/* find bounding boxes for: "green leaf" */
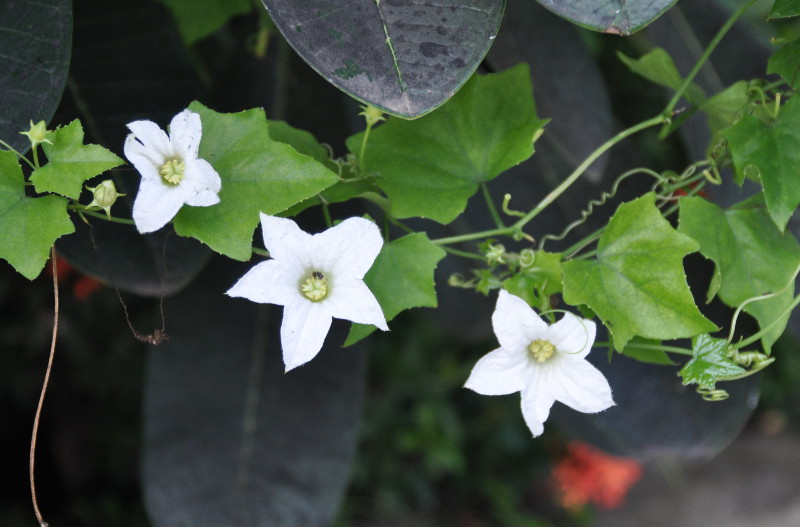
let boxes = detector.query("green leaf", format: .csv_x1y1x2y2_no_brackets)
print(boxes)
767,37,800,87
617,48,705,105
345,233,446,346
502,250,563,309
678,334,745,390
30,120,124,199
0,150,74,279
678,195,800,352
562,193,717,350
619,337,676,366
173,102,339,261
769,0,800,19
261,0,505,117
721,95,800,230
699,81,751,139
349,65,547,223
0,0,72,153
153,0,252,44
536,0,677,35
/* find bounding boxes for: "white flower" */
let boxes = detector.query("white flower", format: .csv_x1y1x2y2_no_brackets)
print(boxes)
124,109,221,233
465,290,614,437
227,214,388,371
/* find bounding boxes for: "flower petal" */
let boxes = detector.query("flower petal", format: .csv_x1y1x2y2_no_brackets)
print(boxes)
181,158,222,207
323,278,387,329
281,299,333,371
259,214,314,270
169,109,202,159
313,217,383,279
549,313,596,358
520,370,556,437
124,134,163,182
493,290,548,352
226,259,302,307
132,179,187,233
126,119,173,160
548,358,614,414
464,346,529,395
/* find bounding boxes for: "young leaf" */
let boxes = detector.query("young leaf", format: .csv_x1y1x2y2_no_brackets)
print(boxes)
721,95,800,231
536,0,677,35
30,120,124,199
262,0,504,117
152,0,252,45
678,195,800,352
562,193,717,351
173,103,339,261
350,65,547,224
345,233,446,346
617,48,705,105
678,334,745,390
502,250,563,309
0,150,74,279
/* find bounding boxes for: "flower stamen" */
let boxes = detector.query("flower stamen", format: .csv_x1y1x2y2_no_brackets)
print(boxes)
159,158,186,185
529,339,556,363
301,271,328,301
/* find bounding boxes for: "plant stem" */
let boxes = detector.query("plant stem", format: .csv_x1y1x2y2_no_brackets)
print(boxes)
0,139,37,170
481,183,505,228
71,207,136,225
594,340,693,356
664,0,758,116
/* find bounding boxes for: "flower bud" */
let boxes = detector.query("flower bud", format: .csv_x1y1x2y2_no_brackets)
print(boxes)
485,243,506,265
85,180,125,219
20,120,52,149
359,105,386,128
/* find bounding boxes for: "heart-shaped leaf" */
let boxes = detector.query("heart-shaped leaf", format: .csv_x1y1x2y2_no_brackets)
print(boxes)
143,260,365,527
536,0,677,35
261,0,505,117
0,0,72,153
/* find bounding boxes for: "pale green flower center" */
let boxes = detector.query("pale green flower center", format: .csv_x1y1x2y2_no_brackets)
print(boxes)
529,339,556,363
301,271,328,301
160,158,185,185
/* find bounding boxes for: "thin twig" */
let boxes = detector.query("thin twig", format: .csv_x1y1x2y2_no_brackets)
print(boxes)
30,247,59,527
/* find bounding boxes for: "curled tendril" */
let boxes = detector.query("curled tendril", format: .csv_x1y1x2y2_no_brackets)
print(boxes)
502,194,526,218
539,167,665,253
448,273,476,289
698,387,730,402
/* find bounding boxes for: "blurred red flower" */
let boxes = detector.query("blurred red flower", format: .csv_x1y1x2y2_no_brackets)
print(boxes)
551,441,643,511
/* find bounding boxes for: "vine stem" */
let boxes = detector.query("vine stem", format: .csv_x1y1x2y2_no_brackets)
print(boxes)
0,139,37,170
30,247,58,527
432,115,666,246
664,0,758,116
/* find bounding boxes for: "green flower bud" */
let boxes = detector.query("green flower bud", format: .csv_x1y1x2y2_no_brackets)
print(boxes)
485,243,506,265
20,120,52,149
85,180,125,219
359,105,386,128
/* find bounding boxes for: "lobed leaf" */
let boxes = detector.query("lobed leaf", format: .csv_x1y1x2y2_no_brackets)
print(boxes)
678,334,745,390
0,150,74,279
679,195,800,352
345,233,446,346
173,103,339,261
562,193,717,350
349,65,546,224
769,0,800,19
30,120,124,199
722,95,800,231
153,0,252,44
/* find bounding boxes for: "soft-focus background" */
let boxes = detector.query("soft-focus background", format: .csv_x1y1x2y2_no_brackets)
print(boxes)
3,0,800,526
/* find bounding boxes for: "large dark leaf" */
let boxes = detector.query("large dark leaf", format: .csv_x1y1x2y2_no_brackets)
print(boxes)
536,0,677,35
485,0,614,181
143,259,366,527
261,0,505,117
55,0,211,296
0,0,72,152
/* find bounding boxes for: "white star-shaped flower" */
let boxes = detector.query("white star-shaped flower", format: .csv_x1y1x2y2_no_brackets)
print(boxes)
227,214,388,371
124,109,221,233
465,290,614,437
